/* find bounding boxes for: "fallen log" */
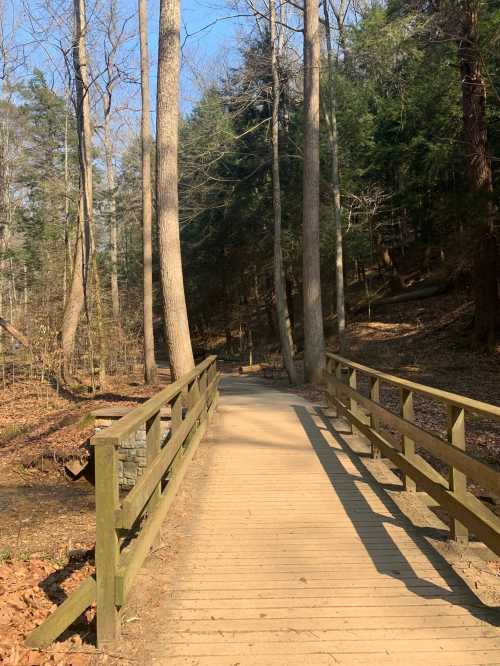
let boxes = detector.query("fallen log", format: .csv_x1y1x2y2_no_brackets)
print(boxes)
374,281,450,306
353,282,450,314
0,316,31,348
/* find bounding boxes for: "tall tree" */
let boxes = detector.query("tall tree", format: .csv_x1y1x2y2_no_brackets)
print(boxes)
61,0,93,383
269,0,297,384
456,1,497,352
139,0,158,383
323,0,346,353
101,0,120,322
156,0,195,379
302,0,325,383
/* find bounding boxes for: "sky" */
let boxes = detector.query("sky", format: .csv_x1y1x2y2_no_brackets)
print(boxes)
4,0,245,118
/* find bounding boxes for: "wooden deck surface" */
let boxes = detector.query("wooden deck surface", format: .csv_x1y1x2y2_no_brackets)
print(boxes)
137,375,500,665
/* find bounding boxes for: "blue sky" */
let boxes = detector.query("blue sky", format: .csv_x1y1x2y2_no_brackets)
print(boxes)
130,0,244,114
8,0,244,118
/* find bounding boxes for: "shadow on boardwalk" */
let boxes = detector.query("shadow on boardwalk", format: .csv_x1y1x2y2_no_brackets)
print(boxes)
293,404,500,628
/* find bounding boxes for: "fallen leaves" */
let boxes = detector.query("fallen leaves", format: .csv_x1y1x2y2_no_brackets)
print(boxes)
0,555,96,665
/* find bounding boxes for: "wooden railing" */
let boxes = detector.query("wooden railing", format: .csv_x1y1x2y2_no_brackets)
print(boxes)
325,352,500,556
26,356,220,648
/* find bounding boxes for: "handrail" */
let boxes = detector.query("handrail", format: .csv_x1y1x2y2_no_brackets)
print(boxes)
92,355,215,444
326,352,500,421
25,355,220,649
324,352,500,557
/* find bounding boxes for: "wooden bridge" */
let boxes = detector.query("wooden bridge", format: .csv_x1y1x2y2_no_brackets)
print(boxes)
26,355,500,664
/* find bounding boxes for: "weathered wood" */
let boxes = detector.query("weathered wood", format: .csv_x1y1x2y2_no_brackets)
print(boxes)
401,388,416,493
115,390,219,605
92,406,171,420
92,355,216,445
171,391,183,433
94,442,120,644
146,409,162,511
325,352,500,421
116,374,219,530
333,379,500,497
369,376,381,459
24,356,219,651
25,576,96,648
347,368,357,435
330,394,500,555
448,405,468,545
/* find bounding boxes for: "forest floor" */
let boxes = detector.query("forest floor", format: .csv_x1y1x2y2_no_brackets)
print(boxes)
0,287,499,664
0,368,169,665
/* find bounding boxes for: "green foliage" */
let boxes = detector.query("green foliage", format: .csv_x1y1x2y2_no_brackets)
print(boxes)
173,1,499,340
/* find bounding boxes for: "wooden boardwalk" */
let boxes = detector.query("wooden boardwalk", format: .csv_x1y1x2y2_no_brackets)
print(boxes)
133,374,500,665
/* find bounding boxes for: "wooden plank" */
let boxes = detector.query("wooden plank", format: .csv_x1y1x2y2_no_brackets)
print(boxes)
146,409,162,512
325,352,500,421
334,379,500,496
115,408,215,606
331,395,500,555
94,442,120,644
170,391,183,436
92,356,216,445
25,576,96,648
401,388,416,492
369,376,381,459
116,375,218,530
115,390,219,605
348,368,357,435
448,405,468,545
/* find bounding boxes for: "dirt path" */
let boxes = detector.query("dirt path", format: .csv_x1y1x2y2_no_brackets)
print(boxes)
116,374,500,665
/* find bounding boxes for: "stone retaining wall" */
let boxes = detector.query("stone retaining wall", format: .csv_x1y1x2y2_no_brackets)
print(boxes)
92,407,170,489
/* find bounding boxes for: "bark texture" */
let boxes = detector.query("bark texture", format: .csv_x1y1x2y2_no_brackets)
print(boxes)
457,3,498,352
61,195,85,383
302,0,325,383
103,99,120,321
139,0,158,384
323,0,346,354
156,0,195,379
270,0,297,385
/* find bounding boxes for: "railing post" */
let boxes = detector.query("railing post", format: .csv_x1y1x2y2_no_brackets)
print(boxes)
94,440,120,645
369,376,381,459
348,367,357,434
448,405,469,546
325,356,334,407
400,388,416,492
199,368,208,418
171,392,183,433
146,410,161,510
334,361,342,415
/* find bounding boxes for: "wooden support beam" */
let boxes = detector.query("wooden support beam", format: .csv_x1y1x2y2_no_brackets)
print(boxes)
25,577,96,649
94,442,120,645
369,376,381,460
448,405,468,546
401,388,416,492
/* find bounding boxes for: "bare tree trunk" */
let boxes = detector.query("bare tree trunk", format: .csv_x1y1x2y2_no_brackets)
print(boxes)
103,106,120,321
139,0,158,384
101,4,120,322
62,0,106,385
458,4,497,352
62,195,85,383
270,0,297,384
63,92,71,307
73,0,93,300
323,0,346,354
302,0,325,383
156,0,195,380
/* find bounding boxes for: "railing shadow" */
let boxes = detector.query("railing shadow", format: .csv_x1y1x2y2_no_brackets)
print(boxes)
292,403,500,627
37,548,96,644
